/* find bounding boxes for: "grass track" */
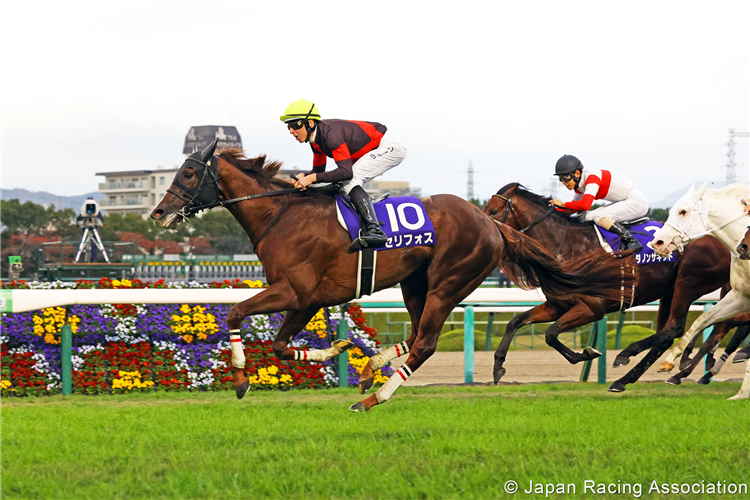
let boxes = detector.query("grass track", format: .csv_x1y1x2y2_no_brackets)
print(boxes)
2,383,749,499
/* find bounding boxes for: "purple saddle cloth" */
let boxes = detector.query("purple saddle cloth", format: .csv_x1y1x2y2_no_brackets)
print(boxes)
335,195,436,251
598,220,676,265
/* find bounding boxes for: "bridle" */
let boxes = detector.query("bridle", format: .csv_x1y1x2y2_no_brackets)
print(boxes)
491,191,568,257
661,195,749,254
166,152,303,246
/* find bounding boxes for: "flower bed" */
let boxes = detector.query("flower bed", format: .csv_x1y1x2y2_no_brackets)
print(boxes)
1,279,393,396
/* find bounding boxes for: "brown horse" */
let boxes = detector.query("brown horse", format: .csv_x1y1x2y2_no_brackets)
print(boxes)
151,141,633,411
482,183,732,392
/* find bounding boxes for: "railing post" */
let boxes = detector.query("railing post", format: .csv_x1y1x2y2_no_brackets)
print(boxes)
464,306,474,384
702,303,714,375
485,312,495,351
337,305,349,388
61,307,72,396
597,316,608,385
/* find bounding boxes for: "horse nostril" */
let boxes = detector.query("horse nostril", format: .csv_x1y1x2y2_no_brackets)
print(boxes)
151,209,164,219
654,240,663,248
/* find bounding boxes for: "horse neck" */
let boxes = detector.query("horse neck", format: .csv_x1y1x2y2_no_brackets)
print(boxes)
216,161,282,250
514,200,598,258
704,196,748,251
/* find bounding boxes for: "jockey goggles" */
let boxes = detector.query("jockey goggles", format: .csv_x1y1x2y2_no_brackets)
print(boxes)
287,119,306,131
557,173,575,182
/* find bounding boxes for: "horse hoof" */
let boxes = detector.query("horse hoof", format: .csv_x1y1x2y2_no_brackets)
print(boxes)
358,377,374,394
728,393,749,401
332,339,355,352
678,358,693,372
607,381,626,393
657,362,674,373
493,367,506,384
613,356,630,368
234,380,250,400
665,376,681,386
584,347,602,359
349,401,369,412
696,374,712,385
732,352,749,363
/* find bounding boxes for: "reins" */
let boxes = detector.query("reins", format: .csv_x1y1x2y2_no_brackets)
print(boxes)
492,192,566,257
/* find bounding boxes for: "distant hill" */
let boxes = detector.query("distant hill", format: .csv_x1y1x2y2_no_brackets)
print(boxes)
651,180,749,209
1,188,103,211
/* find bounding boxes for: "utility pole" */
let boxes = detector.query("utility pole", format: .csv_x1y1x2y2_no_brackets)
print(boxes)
726,129,749,184
467,161,474,201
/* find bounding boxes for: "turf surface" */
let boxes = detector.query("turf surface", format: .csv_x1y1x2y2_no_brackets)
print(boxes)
2,383,749,499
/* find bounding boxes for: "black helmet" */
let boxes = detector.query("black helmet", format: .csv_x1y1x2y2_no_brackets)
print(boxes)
555,155,583,176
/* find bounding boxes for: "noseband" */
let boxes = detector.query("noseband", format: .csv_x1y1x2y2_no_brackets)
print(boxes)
167,154,224,218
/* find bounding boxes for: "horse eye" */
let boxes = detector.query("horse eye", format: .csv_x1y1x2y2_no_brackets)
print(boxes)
679,209,686,215
184,172,193,179
490,210,497,216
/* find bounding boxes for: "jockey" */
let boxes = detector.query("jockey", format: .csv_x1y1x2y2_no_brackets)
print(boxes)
280,99,407,249
549,155,648,252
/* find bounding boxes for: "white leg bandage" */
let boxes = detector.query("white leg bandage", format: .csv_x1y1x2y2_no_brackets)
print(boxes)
369,341,410,371
710,352,729,375
294,341,349,362
229,330,245,369
375,364,412,404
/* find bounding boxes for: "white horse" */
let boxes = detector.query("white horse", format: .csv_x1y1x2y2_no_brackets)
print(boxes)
650,182,750,400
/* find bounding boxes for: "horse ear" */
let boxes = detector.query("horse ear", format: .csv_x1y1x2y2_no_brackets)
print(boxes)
201,138,219,163
694,180,709,199
686,183,695,195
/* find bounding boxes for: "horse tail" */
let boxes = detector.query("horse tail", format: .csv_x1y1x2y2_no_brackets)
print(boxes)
494,221,636,303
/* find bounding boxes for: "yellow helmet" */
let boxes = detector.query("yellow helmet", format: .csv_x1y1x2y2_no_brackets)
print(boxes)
279,99,321,122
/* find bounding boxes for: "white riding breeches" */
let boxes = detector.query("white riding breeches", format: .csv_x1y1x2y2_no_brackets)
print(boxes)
585,188,649,224
339,130,407,195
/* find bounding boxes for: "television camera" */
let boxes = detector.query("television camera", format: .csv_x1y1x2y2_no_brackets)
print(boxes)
75,198,110,263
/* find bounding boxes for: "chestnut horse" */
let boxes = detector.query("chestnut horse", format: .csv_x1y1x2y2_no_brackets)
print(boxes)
482,183,731,392
151,141,633,411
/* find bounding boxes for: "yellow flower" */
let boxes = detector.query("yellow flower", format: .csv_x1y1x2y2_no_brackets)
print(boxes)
180,304,191,314
267,365,278,375
121,279,132,288
33,325,44,335
1,380,11,389
183,335,194,343
111,279,121,288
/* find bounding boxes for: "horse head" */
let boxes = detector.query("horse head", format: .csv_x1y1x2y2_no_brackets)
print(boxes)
151,138,221,229
482,183,523,228
651,181,710,256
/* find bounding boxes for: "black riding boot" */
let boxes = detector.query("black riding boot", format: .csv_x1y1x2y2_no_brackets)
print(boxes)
353,195,388,249
610,222,642,252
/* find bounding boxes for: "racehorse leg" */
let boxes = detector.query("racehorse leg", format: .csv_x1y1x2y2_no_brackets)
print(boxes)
735,342,750,363
542,301,605,364
359,271,428,394
666,328,728,385
727,359,750,400
613,314,687,368
659,291,749,372
351,242,500,411
493,302,560,383
705,325,749,379
608,344,668,392
679,334,701,371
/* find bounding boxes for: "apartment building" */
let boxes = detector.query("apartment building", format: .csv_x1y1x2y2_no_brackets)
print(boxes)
97,125,243,217
96,168,179,216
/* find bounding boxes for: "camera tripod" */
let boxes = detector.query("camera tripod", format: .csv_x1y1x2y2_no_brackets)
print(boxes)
75,225,110,263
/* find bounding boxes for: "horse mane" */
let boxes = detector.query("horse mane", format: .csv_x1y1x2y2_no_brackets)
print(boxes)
706,183,750,201
497,182,591,227
218,149,294,189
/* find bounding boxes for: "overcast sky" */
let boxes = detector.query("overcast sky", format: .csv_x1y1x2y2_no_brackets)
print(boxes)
1,0,748,205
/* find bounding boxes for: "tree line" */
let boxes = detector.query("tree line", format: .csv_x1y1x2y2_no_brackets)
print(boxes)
0,199,250,277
